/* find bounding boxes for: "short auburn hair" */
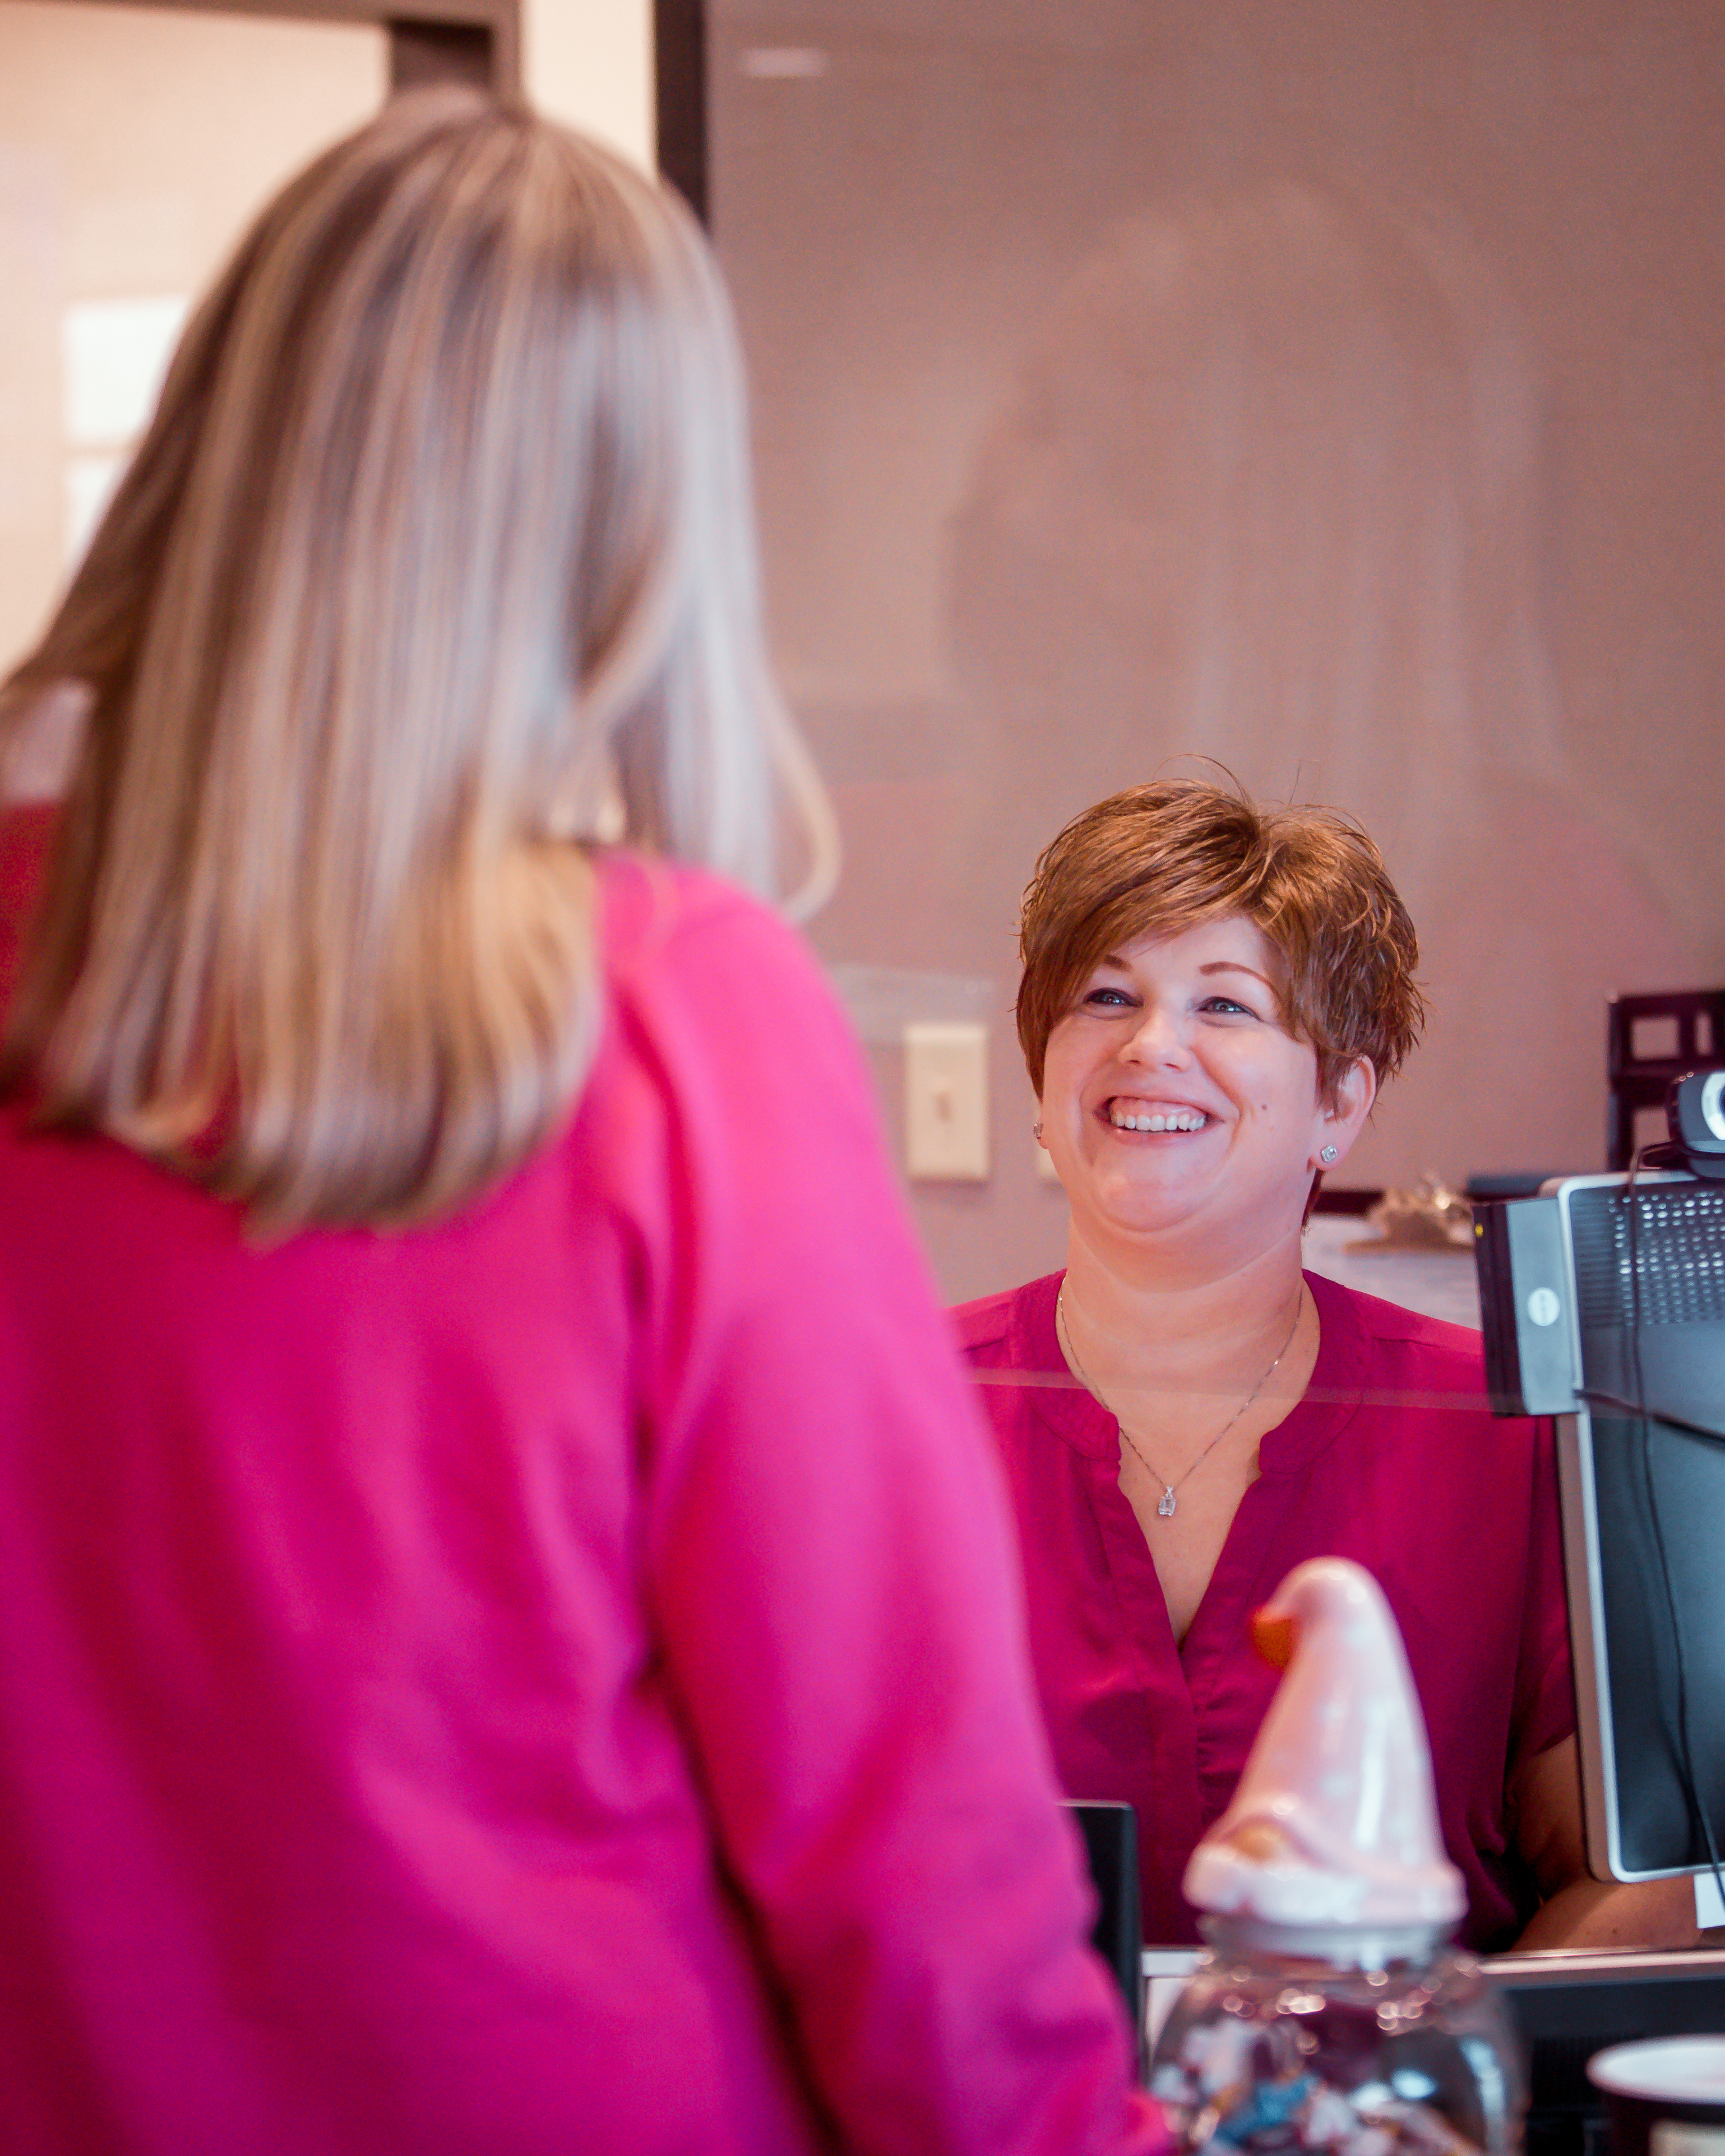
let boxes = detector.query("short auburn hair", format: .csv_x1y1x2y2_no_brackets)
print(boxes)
1015,779,1424,1105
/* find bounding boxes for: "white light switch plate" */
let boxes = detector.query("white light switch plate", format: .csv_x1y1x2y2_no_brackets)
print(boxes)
904,1022,989,1181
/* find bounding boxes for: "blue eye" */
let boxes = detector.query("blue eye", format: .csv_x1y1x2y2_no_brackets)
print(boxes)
1083,986,1135,1009
1200,996,1255,1018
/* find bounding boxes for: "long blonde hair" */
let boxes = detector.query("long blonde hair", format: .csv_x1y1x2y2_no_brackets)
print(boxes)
0,90,835,1232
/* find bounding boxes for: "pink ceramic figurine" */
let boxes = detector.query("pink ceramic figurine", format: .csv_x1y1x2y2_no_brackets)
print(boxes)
1183,1556,1466,1932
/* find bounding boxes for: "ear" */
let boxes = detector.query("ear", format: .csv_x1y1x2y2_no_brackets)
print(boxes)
1311,1057,1376,1170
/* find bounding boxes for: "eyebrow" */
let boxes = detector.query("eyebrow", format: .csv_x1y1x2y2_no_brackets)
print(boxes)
1197,961,1279,993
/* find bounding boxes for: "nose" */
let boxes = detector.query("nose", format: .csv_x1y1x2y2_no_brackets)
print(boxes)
1121,1000,1191,1066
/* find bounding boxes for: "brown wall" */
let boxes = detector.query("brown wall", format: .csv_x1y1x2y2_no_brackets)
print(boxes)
711,0,1725,1301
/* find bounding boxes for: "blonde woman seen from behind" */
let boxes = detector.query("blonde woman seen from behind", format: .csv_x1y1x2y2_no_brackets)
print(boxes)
0,94,1162,2156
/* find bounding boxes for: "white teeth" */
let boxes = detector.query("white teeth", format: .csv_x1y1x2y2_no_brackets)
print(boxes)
1109,1106,1208,1132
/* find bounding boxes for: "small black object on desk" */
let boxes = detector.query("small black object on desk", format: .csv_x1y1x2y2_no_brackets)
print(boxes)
1065,1801,1144,2062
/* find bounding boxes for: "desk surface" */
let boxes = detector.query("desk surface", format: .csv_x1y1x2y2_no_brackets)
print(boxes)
1302,1213,1482,1331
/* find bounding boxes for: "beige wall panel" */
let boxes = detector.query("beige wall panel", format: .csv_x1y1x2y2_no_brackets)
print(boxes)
0,1,386,673
524,0,653,169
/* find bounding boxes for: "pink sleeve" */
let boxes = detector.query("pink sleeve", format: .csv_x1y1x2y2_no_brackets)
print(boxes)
635,894,1166,2156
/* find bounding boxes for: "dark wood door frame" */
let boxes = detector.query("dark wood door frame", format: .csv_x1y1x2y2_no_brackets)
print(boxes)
654,0,706,221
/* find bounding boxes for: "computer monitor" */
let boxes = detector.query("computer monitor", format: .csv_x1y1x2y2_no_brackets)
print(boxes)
1475,1169,1725,1885
1560,1400,1725,1881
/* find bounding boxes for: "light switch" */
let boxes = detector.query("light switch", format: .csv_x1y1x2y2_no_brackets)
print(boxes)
904,1021,989,1181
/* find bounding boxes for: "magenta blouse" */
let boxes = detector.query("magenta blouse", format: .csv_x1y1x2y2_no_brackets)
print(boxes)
955,1268,1575,1951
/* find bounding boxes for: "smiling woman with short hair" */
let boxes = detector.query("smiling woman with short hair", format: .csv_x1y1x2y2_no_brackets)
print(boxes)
958,776,1695,1956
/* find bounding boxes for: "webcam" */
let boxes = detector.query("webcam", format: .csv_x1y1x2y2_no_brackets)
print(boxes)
1643,1066,1725,1180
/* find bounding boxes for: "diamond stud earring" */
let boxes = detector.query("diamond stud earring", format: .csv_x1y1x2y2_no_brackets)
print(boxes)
1319,1144,1338,1164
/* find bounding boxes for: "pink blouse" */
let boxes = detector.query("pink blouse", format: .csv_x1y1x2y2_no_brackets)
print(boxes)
956,1267,1575,1950
0,811,1162,2156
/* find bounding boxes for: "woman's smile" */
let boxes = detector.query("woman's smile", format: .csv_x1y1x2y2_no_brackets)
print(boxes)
1105,1099,1210,1133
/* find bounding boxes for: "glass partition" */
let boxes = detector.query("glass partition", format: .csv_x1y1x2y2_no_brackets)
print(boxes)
706,0,1725,1303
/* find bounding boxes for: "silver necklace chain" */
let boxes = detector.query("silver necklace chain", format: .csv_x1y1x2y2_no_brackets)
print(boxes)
1055,1281,1305,1520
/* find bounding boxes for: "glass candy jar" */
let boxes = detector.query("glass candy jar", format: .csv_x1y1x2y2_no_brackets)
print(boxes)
1149,1917,1525,2156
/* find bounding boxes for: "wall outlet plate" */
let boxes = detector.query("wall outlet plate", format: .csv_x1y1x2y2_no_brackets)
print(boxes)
904,1021,989,1181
